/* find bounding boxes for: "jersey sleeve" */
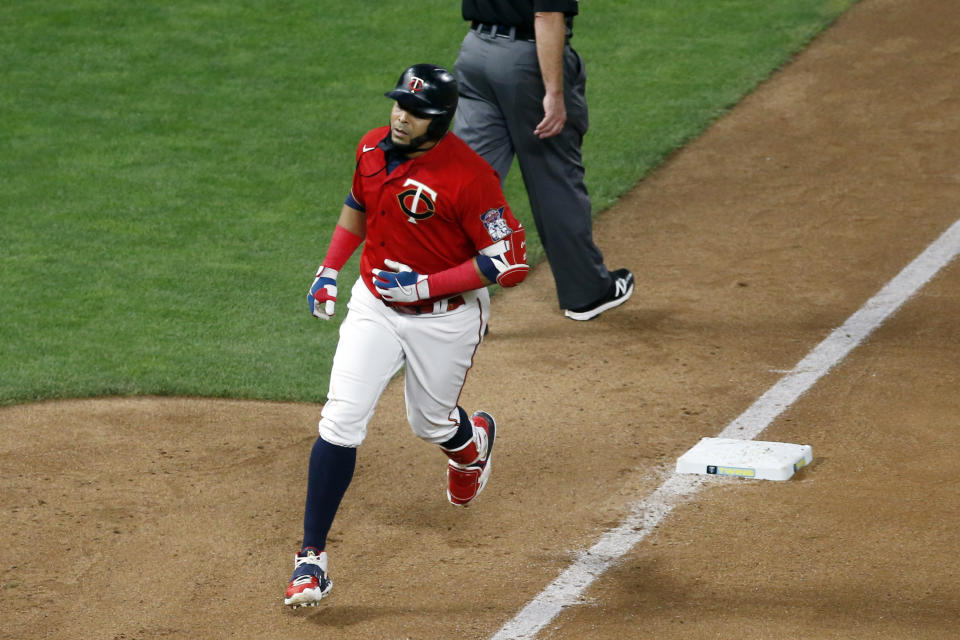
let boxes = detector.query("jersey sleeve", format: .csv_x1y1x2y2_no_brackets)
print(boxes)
458,166,524,252
345,190,365,213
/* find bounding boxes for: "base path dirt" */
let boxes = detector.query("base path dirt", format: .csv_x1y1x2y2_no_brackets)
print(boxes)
2,0,958,638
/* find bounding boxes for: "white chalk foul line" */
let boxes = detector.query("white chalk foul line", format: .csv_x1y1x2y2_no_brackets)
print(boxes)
491,218,960,640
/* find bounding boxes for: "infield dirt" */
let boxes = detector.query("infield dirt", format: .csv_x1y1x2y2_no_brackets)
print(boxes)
2,0,958,638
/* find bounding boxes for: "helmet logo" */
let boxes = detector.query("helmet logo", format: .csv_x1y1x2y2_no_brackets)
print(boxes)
408,77,425,92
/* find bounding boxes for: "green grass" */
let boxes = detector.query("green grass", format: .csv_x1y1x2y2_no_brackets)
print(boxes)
0,0,855,406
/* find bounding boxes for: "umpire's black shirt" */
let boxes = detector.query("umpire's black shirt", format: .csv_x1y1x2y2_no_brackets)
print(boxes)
462,0,579,28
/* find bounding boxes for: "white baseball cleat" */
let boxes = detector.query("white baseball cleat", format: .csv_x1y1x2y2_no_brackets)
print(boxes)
284,548,333,608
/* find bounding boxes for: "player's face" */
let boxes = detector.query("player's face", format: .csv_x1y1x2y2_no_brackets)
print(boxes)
390,102,433,150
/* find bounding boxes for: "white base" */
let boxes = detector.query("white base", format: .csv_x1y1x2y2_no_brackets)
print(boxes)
675,437,813,481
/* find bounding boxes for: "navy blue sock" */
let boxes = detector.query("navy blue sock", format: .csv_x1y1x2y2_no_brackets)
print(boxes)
302,436,356,552
440,406,472,450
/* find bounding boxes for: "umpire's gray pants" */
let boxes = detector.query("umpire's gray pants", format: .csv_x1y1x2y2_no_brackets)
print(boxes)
453,29,612,310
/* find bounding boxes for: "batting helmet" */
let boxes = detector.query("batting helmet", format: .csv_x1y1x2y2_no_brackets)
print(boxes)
385,63,458,140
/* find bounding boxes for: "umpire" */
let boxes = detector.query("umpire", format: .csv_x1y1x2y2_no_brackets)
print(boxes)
453,0,634,321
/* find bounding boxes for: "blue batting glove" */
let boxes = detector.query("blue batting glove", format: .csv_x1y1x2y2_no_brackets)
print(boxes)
372,259,430,303
308,266,338,319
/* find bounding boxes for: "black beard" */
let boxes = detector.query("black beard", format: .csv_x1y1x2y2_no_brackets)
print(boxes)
390,132,435,155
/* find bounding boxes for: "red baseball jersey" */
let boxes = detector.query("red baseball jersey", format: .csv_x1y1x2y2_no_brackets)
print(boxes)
349,126,523,301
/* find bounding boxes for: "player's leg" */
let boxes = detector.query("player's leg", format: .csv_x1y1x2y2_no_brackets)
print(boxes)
441,407,497,506
400,290,495,505
311,282,403,544
286,281,405,607
453,31,516,183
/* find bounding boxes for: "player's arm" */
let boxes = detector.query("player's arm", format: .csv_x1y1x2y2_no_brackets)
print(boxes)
533,11,567,139
307,200,365,320
372,229,528,304
334,198,366,236
474,228,529,288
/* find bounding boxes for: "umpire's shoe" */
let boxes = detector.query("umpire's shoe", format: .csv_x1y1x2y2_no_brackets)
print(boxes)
564,268,635,321
284,547,333,608
446,411,496,506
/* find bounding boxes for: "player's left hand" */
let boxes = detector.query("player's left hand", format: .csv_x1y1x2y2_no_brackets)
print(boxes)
372,259,431,304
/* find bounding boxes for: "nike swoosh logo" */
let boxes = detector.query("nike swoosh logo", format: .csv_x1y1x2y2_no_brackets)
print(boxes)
362,145,376,152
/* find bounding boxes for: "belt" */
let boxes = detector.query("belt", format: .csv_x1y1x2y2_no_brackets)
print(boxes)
388,294,466,315
471,21,535,42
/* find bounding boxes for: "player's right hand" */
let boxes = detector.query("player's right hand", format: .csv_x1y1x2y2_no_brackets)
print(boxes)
308,266,338,320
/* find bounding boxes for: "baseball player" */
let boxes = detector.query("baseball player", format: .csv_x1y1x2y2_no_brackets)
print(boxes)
453,0,634,320
284,63,529,608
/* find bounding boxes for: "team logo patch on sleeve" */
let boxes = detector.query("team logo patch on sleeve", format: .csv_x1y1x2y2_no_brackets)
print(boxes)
481,207,512,241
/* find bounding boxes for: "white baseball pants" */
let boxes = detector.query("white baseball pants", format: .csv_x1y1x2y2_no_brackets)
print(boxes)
318,278,490,448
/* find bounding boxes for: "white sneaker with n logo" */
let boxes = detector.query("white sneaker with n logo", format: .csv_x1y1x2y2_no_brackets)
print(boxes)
563,268,635,321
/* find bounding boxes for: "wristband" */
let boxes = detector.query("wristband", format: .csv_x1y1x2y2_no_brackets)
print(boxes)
321,225,364,271
427,259,486,299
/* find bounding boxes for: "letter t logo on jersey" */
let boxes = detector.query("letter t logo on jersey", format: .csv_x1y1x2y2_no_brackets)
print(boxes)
397,178,438,223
